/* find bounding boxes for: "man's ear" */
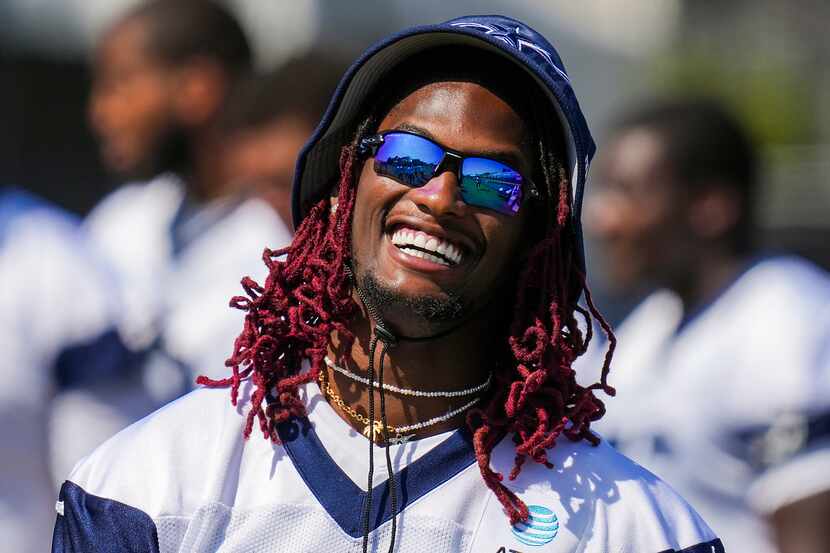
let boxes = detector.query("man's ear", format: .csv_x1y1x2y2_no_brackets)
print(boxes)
688,184,742,240
171,57,228,128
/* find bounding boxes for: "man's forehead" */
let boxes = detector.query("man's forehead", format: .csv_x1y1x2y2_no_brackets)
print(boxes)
97,17,150,62
379,81,529,159
385,82,524,124
609,129,666,174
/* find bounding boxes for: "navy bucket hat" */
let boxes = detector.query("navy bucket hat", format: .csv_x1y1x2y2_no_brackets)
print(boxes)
291,14,596,270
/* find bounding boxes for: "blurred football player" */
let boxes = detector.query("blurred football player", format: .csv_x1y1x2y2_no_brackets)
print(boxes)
1,188,118,553
583,99,830,553
50,0,292,480
220,51,344,228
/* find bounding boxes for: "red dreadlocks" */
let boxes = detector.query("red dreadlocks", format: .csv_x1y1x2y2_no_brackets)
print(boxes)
198,139,616,525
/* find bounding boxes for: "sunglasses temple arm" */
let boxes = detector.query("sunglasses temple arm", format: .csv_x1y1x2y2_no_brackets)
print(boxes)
357,134,385,156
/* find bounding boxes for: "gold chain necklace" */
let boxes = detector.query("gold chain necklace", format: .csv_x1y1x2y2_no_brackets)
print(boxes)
317,371,481,445
318,372,405,444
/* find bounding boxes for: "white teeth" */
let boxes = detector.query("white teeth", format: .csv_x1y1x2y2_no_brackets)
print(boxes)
447,244,458,263
424,252,449,266
390,227,463,266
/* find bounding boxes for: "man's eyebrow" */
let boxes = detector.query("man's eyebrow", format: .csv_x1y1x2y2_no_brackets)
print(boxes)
394,122,437,141
391,122,526,168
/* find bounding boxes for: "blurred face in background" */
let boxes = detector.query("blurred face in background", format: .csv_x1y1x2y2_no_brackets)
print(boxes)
584,127,696,294
89,17,180,180
223,115,314,227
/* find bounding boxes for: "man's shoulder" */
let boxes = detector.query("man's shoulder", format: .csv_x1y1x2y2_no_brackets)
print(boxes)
84,175,184,240
64,385,253,517
175,195,292,268
488,436,722,552
689,255,830,373
496,434,700,506
738,255,830,309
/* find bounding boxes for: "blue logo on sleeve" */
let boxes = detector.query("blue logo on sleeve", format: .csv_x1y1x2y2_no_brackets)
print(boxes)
511,504,559,546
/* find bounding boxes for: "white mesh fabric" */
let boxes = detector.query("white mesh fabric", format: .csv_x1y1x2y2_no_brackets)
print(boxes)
156,516,189,552
156,502,471,553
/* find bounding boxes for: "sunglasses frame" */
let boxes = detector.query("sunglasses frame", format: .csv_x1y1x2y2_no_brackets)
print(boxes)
357,130,539,215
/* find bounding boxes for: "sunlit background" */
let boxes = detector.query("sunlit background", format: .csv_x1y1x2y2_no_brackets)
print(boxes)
3,3,830,552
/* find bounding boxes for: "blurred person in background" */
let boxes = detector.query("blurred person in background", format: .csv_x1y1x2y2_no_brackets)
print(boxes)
219,51,344,228
581,98,830,553
50,0,293,481
1,188,119,553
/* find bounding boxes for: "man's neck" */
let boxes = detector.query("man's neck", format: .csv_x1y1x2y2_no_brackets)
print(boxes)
672,248,753,318
323,308,500,443
187,132,236,203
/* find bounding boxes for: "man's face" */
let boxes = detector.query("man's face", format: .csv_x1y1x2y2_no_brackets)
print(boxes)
584,127,694,293
88,18,178,179
350,81,533,336
224,115,314,226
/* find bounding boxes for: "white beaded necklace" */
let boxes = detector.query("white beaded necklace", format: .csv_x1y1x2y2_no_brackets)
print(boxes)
318,370,482,445
323,356,492,398
392,396,481,436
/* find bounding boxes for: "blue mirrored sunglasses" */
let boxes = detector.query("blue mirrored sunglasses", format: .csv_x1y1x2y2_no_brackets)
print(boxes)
358,130,537,216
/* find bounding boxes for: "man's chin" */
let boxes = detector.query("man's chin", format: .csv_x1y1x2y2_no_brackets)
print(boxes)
359,271,466,329
109,163,156,183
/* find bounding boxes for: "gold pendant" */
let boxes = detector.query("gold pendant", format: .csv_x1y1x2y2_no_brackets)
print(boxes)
363,421,385,441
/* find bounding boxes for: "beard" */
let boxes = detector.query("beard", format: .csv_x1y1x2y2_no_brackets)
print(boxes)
359,271,466,324
119,125,190,182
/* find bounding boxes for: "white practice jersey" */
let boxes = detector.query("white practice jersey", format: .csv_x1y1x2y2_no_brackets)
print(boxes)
1,189,117,553
578,256,830,553
54,379,723,553
49,175,293,481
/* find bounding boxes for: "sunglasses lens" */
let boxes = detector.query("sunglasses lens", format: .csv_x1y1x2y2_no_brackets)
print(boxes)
374,133,444,187
460,157,524,215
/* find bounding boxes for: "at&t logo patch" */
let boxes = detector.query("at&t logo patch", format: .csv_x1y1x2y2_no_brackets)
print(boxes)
510,504,559,547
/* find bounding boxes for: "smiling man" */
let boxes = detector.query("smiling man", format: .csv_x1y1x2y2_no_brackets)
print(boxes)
53,16,724,553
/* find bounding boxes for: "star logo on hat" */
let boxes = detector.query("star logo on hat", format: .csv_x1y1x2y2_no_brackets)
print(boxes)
450,21,570,83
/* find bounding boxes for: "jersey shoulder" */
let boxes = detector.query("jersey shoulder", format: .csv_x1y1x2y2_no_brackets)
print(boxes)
738,255,830,312
64,384,256,518
83,175,184,252
487,436,723,552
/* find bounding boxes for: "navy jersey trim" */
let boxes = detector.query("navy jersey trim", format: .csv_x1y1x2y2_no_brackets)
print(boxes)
52,480,160,553
55,328,136,388
277,416,476,538
734,409,830,469
0,187,78,246
658,538,725,553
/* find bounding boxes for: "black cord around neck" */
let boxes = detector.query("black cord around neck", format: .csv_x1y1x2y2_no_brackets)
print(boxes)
360,331,399,553
378,340,398,553
361,333,378,553
346,261,401,552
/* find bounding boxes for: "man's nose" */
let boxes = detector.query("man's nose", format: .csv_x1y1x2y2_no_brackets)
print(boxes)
409,170,468,218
